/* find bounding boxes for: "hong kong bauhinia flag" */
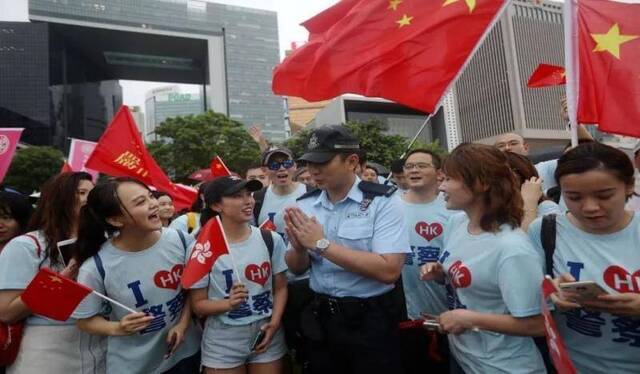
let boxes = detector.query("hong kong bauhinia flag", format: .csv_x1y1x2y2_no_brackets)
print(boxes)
85,106,196,210
273,0,509,114
565,0,640,137
182,216,230,288
21,268,93,321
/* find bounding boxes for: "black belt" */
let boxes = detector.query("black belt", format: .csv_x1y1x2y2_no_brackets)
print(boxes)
312,290,394,316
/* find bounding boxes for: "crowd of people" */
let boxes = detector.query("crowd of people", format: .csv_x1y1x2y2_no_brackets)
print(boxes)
0,120,639,374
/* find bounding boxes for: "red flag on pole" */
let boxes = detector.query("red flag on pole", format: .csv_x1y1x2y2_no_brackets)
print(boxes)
0,128,23,183
210,156,231,178
565,0,640,137
85,106,195,210
273,0,510,114
182,216,231,288
60,162,73,174
540,278,578,374
259,219,277,232
21,268,92,321
527,64,566,88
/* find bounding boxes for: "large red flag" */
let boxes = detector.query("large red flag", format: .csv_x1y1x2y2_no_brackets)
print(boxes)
21,268,92,321
210,156,231,178
273,0,509,114
85,106,195,210
527,64,566,88
566,0,640,137
540,278,578,374
0,128,23,183
182,216,230,288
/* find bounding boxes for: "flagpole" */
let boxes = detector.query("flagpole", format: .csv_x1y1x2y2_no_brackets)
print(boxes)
384,112,434,184
91,290,138,314
564,0,579,148
215,216,242,283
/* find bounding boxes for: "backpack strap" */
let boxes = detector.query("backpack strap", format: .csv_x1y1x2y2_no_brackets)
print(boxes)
252,187,268,225
176,229,187,254
260,229,274,259
186,212,196,234
93,254,106,281
540,214,557,277
23,233,42,258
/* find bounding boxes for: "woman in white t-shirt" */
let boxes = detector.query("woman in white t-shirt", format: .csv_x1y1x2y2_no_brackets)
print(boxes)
188,176,288,374
0,172,104,373
421,144,546,374
528,142,640,373
73,177,201,374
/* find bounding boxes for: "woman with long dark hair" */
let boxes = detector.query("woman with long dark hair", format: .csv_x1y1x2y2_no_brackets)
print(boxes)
0,191,33,253
73,177,200,374
421,144,546,374
528,142,640,373
0,172,104,373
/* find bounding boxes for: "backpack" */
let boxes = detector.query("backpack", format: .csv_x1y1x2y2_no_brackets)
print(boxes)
0,234,42,366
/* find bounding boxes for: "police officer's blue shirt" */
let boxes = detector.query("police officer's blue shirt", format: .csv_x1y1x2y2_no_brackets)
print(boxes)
292,177,411,298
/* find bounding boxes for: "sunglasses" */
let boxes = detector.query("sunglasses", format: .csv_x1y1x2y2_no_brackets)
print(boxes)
268,159,295,171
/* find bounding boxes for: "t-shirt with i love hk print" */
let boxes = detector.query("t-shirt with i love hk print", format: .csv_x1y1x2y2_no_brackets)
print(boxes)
190,226,288,326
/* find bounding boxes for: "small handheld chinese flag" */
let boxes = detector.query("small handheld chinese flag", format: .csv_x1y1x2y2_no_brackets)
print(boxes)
59,162,73,174
540,277,577,374
21,268,92,321
210,156,231,178
259,219,277,232
527,64,566,88
182,216,231,288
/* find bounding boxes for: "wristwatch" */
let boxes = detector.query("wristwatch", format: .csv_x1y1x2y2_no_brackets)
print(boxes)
313,238,331,256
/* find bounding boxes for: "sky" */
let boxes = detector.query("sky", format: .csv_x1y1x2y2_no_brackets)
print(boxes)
0,0,339,111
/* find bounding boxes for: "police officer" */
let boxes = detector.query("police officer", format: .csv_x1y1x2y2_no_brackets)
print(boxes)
284,125,410,374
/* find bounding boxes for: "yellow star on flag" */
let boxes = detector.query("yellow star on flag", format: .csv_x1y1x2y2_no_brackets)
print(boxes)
591,23,639,59
396,14,413,28
388,0,402,11
48,275,63,283
443,0,476,13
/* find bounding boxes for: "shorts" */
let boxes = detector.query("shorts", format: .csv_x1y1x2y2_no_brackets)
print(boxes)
201,318,287,369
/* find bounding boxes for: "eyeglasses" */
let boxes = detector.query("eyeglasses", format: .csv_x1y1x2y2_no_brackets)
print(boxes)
268,159,295,171
403,163,434,171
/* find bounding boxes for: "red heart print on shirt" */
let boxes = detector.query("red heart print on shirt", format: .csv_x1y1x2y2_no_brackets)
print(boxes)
448,260,472,288
245,262,271,286
603,265,640,293
415,222,443,241
154,264,184,290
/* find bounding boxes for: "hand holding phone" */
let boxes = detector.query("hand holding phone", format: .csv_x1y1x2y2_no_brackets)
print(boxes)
559,281,609,302
251,329,266,351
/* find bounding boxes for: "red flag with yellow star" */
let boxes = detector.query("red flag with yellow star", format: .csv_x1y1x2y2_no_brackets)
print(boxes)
527,64,566,88
273,0,509,114
21,268,93,321
568,0,640,137
210,156,231,178
85,106,196,210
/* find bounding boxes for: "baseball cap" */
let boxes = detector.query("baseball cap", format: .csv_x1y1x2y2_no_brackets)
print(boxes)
262,148,294,166
203,176,263,205
298,125,360,164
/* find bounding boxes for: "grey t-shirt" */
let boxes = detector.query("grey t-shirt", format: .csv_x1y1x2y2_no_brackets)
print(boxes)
74,228,201,374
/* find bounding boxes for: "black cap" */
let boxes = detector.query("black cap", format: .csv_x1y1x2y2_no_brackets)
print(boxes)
262,148,294,166
203,176,263,205
299,125,360,163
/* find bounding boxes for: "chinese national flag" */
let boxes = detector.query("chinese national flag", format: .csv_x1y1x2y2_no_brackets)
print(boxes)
85,106,195,210
182,216,230,288
259,219,277,232
540,278,577,374
210,156,231,178
21,268,92,321
273,0,509,114
568,0,640,137
60,162,73,174
527,64,566,88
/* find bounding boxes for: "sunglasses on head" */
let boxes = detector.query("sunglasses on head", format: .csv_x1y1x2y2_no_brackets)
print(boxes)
268,159,295,171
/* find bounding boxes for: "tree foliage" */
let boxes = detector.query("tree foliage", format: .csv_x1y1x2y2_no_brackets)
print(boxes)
147,111,261,182
4,146,65,194
284,120,446,168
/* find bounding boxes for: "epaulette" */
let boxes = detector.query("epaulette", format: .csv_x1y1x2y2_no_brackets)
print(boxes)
296,187,322,201
357,181,397,211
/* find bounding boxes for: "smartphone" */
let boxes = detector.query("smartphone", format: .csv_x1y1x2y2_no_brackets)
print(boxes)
251,329,266,351
559,281,609,301
56,238,77,267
